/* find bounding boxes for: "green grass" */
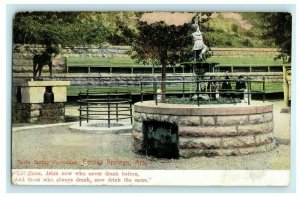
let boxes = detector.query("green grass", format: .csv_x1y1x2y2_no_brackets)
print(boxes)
209,56,284,66
67,82,283,96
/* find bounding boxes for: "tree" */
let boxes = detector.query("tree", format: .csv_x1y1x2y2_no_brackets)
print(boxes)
125,13,212,101
261,12,292,63
13,12,110,50
130,21,193,101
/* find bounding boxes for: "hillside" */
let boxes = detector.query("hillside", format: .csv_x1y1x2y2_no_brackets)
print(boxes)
204,12,270,48
121,12,271,48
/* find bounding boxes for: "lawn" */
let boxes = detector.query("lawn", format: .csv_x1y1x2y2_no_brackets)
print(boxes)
209,56,285,66
67,82,283,96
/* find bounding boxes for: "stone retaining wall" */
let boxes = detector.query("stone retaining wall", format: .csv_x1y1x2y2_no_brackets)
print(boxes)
12,73,283,87
12,44,129,74
212,48,279,56
133,101,276,158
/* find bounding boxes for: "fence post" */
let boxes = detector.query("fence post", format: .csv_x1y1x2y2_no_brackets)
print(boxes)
116,90,119,122
79,92,82,127
154,80,158,105
130,93,133,125
196,81,200,107
108,92,110,128
263,76,266,103
283,66,291,107
182,76,185,98
86,91,89,123
247,76,251,105
140,82,143,103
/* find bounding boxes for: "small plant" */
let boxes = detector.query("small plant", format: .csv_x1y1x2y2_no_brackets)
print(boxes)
231,23,239,33
165,97,241,105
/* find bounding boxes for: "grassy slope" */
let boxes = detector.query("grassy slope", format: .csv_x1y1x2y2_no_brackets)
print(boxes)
204,12,269,48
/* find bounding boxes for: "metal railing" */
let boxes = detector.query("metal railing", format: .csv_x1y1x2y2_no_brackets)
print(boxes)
78,90,132,128
140,75,266,106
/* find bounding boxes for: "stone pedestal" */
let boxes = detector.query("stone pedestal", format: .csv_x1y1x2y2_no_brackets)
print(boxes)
12,80,70,123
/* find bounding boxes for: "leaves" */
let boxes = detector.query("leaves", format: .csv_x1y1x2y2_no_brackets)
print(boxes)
260,12,292,63
129,21,194,66
165,97,240,105
13,12,114,48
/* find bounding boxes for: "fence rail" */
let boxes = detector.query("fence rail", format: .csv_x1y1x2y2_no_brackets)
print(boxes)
78,91,132,128
66,64,284,74
140,75,266,106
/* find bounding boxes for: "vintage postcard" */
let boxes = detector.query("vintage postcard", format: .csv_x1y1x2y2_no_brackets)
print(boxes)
11,10,292,186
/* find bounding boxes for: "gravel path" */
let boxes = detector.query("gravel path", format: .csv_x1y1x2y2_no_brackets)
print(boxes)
12,100,290,170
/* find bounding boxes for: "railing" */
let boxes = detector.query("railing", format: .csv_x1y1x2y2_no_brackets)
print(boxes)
66,65,284,74
140,75,266,106
78,90,132,128
282,65,291,107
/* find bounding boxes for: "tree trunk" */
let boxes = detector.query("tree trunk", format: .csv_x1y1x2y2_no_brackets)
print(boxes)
161,64,166,102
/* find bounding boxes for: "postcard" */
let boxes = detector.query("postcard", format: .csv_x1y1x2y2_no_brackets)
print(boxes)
11,10,292,186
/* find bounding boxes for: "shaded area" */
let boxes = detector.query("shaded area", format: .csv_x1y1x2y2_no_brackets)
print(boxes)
142,120,179,159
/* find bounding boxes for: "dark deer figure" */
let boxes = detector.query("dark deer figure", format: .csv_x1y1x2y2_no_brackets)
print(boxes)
33,46,59,79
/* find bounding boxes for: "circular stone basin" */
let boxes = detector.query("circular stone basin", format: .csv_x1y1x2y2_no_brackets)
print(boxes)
133,101,276,158
69,120,132,134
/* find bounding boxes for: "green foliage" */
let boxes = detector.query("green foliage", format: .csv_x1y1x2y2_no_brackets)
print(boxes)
13,12,109,48
126,19,194,101
260,13,292,63
124,13,216,101
231,23,239,33
205,13,267,48
129,21,194,67
165,97,241,105
89,12,138,45
242,38,254,47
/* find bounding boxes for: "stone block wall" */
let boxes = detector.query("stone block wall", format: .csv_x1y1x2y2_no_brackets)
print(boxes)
12,103,65,124
212,48,279,56
133,101,276,158
12,44,129,74
12,80,70,124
